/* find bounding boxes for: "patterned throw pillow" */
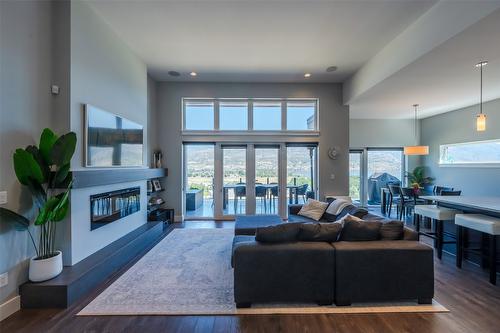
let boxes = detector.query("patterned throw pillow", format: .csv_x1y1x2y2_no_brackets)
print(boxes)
297,199,330,221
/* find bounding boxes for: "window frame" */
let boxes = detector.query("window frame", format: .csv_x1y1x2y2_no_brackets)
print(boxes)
439,139,500,167
182,97,319,135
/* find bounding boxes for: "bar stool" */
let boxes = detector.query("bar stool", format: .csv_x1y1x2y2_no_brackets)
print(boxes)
414,190,462,259
455,214,500,285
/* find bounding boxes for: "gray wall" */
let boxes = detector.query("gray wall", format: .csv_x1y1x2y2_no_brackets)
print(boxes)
155,82,349,218
70,0,148,170
0,0,54,306
421,98,500,195
65,0,149,265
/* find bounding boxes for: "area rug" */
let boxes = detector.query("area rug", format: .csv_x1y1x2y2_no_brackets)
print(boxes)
78,228,448,316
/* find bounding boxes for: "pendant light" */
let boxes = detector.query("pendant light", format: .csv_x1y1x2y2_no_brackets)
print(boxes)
475,61,488,131
404,104,429,155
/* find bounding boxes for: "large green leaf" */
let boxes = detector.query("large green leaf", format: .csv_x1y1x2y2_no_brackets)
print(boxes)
0,208,30,231
50,132,76,167
13,149,44,186
26,145,49,182
39,128,58,164
51,192,70,222
34,197,59,226
54,163,71,186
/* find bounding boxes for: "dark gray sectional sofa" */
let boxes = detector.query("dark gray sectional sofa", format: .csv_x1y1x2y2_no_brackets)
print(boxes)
232,200,434,308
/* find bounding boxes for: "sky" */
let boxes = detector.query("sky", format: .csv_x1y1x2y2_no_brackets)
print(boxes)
185,104,315,130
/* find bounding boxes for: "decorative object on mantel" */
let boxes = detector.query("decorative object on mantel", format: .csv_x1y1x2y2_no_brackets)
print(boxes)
152,179,162,192
0,128,76,282
404,104,429,155
475,60,488,132
152,150,163,168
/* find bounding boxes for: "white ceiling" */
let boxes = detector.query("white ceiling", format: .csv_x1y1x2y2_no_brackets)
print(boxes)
88,0,436,82
349,7,500,119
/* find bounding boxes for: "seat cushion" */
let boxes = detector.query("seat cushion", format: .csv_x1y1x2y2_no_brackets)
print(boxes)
414,205,459,220
455,214,500,235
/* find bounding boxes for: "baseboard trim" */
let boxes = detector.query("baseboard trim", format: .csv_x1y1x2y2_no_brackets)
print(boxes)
0,295,20,322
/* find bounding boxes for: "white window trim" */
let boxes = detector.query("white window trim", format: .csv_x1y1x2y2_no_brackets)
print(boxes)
439,138,500,167
182,97,319,134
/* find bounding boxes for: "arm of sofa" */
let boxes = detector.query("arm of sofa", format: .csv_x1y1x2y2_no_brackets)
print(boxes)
288,204,303,215
233,240,335,305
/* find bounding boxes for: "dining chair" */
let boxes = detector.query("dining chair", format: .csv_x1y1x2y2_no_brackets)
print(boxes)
387,184,402,218
235,183,246,214
255,185,267,213
295,184,309,204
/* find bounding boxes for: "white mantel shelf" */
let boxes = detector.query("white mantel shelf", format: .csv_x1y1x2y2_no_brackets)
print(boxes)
69,168,168,189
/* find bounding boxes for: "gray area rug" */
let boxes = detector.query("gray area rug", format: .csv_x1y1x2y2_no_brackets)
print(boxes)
79,228,448,315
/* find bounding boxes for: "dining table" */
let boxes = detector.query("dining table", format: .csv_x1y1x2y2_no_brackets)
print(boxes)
222,184,301,209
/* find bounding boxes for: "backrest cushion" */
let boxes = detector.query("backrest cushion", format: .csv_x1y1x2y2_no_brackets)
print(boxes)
339,220,382,241
379,220,405,240
298,222,343,242
255,223,301,243
297,199,329,221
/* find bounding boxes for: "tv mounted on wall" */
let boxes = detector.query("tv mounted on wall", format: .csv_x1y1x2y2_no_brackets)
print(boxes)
85,104,144,167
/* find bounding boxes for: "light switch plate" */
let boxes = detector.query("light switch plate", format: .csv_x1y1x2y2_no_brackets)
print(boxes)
0,272,8,288
0,191,7,205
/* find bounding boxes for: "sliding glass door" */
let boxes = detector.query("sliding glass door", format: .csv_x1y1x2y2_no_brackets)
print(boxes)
183,144,215,218
286,145,318,204
183,143,318,219
254,146,280,214
350,148,405,207
222,146,247,216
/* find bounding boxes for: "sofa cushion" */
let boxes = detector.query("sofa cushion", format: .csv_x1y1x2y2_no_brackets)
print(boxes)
298,222,342,242
325,199,352,216
255,223,301,243
336,206,368,220
379,220,405,240
298,199,329,221
339,220,382,241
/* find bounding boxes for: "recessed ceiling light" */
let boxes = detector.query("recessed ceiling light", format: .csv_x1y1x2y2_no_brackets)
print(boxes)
326,66,338,73
304,73,311,78
168,71,180,77
190,71,197,77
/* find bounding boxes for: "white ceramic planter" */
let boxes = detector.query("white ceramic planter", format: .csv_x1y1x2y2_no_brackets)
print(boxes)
29,251,63,282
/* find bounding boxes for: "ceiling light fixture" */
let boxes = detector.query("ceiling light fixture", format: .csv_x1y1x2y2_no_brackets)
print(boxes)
190,71,197,77
404,104,429,155
304,73,311,78
326,66,337,73
168,71,180,77
475,61,488,131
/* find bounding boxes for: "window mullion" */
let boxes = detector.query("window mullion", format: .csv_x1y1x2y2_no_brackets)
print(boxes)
248,100,253,131
214,99,220,131
281,100,287,131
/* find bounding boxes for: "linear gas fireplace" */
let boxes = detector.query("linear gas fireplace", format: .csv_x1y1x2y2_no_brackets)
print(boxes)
90,187,141,230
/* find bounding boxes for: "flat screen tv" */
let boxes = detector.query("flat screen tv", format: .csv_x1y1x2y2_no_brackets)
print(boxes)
85,104,144,167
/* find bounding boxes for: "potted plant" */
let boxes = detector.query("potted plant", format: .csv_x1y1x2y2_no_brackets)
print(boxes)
0,128,76,282
405,166,434,194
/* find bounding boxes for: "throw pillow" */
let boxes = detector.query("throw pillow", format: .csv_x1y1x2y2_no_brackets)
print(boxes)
298,222,342,242
255,223,301,243
325,199,352,216
339,220,382,241
297,199,329,221
380,220,404,240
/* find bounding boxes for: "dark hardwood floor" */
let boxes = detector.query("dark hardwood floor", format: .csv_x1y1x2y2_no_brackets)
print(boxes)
2,220,500,333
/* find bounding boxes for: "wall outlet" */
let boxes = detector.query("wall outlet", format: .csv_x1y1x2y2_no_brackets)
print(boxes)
0,191,7,205
0,272,8,288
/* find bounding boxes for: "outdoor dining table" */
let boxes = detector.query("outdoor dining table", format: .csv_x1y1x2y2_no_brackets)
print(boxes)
222,184,301,209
